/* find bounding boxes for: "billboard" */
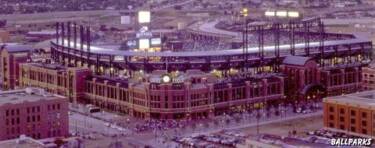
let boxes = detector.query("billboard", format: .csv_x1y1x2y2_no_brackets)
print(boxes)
139,38,150,49
120,16,131,24
138,11,151,24
151,38,161,45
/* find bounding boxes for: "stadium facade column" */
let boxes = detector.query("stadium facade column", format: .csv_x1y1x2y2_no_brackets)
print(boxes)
79,25,85,67
54,22,60,61
261,78,269,110
61,22,66,65
87,26,91,70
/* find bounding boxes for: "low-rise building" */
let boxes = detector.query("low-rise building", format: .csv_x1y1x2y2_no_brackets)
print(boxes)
323,90,375,138
19,62,91,103
0,30,9,42
0,44,34,90
0,88,69,140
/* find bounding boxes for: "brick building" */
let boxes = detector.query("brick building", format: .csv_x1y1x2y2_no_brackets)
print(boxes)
0,44,33,90
282,56,361,105
0,88,69,140
19,63,91,103
323,90,375,138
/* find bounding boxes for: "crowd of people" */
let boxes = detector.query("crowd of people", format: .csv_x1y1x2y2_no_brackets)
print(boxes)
180,38,231,51
134,119,189,132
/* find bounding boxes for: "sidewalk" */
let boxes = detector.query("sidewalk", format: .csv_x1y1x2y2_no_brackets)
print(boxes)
189,111,323,136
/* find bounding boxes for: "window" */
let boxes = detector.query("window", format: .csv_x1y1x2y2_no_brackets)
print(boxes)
329,115,334,120
351,127,356,132
340,125,345,130
362,112,367,118
362,129,368,134
329,106,334,112
351,110,356,116
351,119,356,124
362,121,367,127
340,108,345,114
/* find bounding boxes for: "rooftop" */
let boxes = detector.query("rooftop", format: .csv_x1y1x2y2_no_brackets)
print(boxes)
283,56,312,66
23,62,90,71
1,43,33,53
0,135,47,148
323,90,375,109
23,62,67,71
0,88,65,106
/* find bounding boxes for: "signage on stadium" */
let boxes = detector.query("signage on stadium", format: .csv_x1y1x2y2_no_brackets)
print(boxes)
136,32,153,38
136,31,152,38
136,26,152,38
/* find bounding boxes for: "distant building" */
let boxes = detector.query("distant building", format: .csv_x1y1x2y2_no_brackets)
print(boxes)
0,30,10,42
19,63,91,103
0,88,69,140
323,90,375,138
0,44,33,90
299,0,330,7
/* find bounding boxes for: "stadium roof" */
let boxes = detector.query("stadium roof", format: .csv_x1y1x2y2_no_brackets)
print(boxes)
58,37,370,58
1,43,33,53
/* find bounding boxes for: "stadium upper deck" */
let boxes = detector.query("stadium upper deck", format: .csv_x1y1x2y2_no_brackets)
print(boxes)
50,17,372,73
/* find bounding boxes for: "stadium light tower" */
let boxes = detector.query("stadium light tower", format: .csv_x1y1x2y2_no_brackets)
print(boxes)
241,8,249,64
264,10,301,20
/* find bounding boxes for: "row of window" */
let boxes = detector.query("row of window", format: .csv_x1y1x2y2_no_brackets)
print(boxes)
327,105,375,135
5,109,20,116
